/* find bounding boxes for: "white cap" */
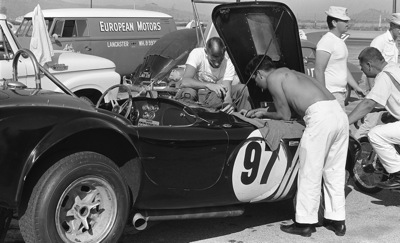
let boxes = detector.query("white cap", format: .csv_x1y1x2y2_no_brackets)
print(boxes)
325,6,350,21
390,13,400,25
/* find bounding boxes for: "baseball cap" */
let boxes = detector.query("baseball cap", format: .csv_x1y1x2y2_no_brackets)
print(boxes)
325,6,351,21
390,13,400,26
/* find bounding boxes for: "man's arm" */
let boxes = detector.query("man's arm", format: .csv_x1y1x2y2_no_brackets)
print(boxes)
315,50,330,86
249,73,291,120
181,64,227,98
348,98,377,124
347,68,365,95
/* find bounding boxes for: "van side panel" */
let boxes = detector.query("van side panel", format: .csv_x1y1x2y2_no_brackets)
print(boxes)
50,17,177,77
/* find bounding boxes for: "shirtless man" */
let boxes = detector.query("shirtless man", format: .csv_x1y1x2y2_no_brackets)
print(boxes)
243,55,349,237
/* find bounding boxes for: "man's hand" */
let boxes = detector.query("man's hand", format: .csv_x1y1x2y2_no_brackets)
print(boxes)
205,83,227,98
221,103,235,114
354,87,366,98
239,108,267,118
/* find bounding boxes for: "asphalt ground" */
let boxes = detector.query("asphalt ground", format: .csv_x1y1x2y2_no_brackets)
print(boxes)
4,89,400,243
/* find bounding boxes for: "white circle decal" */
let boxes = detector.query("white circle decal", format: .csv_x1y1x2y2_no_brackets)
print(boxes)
232,130,288,202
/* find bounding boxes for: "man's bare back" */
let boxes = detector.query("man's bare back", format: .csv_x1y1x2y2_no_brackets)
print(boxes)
268,68,335,117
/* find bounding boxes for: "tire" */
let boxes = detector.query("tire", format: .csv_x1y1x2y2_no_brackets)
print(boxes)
352,137,384,194
19,152,130,243
79,96,95,106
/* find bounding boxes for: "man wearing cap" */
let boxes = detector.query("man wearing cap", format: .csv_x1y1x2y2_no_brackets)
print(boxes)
315,6,365,110
354,13,400,139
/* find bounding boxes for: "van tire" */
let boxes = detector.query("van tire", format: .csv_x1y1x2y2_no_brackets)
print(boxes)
79,95,95,106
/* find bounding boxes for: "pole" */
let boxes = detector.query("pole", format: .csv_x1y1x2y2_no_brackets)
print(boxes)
90,0,93,8
394,0,397,13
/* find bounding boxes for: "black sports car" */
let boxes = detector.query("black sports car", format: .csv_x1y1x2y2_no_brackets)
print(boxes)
0,2,361,243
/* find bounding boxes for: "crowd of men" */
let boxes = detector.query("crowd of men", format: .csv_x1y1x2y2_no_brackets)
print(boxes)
169,5,400,238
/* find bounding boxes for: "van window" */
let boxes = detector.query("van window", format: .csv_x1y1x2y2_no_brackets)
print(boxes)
16,18,30,36
0,26,14,59
16,18,53,37
52,19,89,37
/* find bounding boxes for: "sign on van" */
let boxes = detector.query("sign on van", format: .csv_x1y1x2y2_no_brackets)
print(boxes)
16,8,178,78
99,21,162,32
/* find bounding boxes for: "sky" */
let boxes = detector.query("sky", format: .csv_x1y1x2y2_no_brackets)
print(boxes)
63,0,395,20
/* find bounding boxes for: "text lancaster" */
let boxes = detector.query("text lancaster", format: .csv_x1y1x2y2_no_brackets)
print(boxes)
99,21,162,32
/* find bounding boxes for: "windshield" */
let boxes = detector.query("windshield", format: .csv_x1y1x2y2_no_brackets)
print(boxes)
16,18,53,37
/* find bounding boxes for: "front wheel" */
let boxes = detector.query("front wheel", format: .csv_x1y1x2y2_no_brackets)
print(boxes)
353,137,385,194
19,152,130,243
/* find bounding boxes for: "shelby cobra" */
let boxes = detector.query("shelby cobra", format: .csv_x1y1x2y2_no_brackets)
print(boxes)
0,2,361,243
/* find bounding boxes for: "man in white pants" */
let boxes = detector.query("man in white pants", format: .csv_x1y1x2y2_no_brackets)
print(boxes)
348,47,400,189
244,55,348,237
355,13,400,139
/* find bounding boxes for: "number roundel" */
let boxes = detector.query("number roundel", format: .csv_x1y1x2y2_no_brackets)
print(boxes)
232,130,288,202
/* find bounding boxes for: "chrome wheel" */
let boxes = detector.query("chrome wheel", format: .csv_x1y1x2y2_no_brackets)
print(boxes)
56,176,117,242
353,139,384,193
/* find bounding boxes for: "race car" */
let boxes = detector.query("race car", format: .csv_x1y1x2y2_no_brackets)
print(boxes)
0,2,361,243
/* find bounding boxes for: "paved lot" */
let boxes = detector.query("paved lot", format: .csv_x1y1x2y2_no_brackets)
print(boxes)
5,90,400,243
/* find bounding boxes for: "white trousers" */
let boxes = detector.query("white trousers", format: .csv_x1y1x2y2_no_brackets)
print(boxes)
295,100,349,223
354,111,383,139
332,91,346,111
368,121,400,173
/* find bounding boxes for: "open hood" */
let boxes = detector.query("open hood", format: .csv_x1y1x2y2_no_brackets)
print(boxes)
211,1,303,104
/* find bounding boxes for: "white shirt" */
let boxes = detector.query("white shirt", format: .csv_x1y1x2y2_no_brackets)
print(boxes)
366,62,400,119
370,30,399,63
185,47,235,84
316,32,348,93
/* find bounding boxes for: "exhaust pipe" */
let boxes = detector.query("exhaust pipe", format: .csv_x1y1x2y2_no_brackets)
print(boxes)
132,212,148,231
132,206,244,231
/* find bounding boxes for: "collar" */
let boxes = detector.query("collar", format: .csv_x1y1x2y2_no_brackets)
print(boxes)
385,30,395,43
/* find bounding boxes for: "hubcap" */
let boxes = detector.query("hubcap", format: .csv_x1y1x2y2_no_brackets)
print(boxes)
55,176,117,242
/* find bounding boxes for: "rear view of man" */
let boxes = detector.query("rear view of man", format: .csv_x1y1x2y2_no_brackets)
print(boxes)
244,55,348,237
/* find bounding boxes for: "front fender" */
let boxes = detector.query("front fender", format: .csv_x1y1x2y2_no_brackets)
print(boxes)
41,69,120,94
16,115,136,204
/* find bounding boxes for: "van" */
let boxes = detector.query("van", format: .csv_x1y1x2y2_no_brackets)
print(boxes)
0,14,120,104
15,8,177,78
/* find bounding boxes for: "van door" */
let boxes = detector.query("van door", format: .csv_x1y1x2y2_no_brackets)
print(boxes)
0,22,29,84
50,18,91,54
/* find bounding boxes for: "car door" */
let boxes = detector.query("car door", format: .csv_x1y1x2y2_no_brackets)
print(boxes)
133,99,230,192
137,125,229,190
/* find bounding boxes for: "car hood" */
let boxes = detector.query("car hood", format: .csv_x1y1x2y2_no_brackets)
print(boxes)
48,51,116,73
0,88,95,111
211,2,303,103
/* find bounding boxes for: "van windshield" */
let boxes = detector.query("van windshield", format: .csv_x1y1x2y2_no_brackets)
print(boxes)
15,18,53,37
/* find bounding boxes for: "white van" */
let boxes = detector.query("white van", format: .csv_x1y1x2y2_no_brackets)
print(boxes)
0,14,120,104
16,8,177,78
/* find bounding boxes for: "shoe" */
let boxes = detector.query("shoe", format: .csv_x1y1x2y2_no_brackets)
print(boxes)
377,171,400,189
323,219,346,236
280,222,316,237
